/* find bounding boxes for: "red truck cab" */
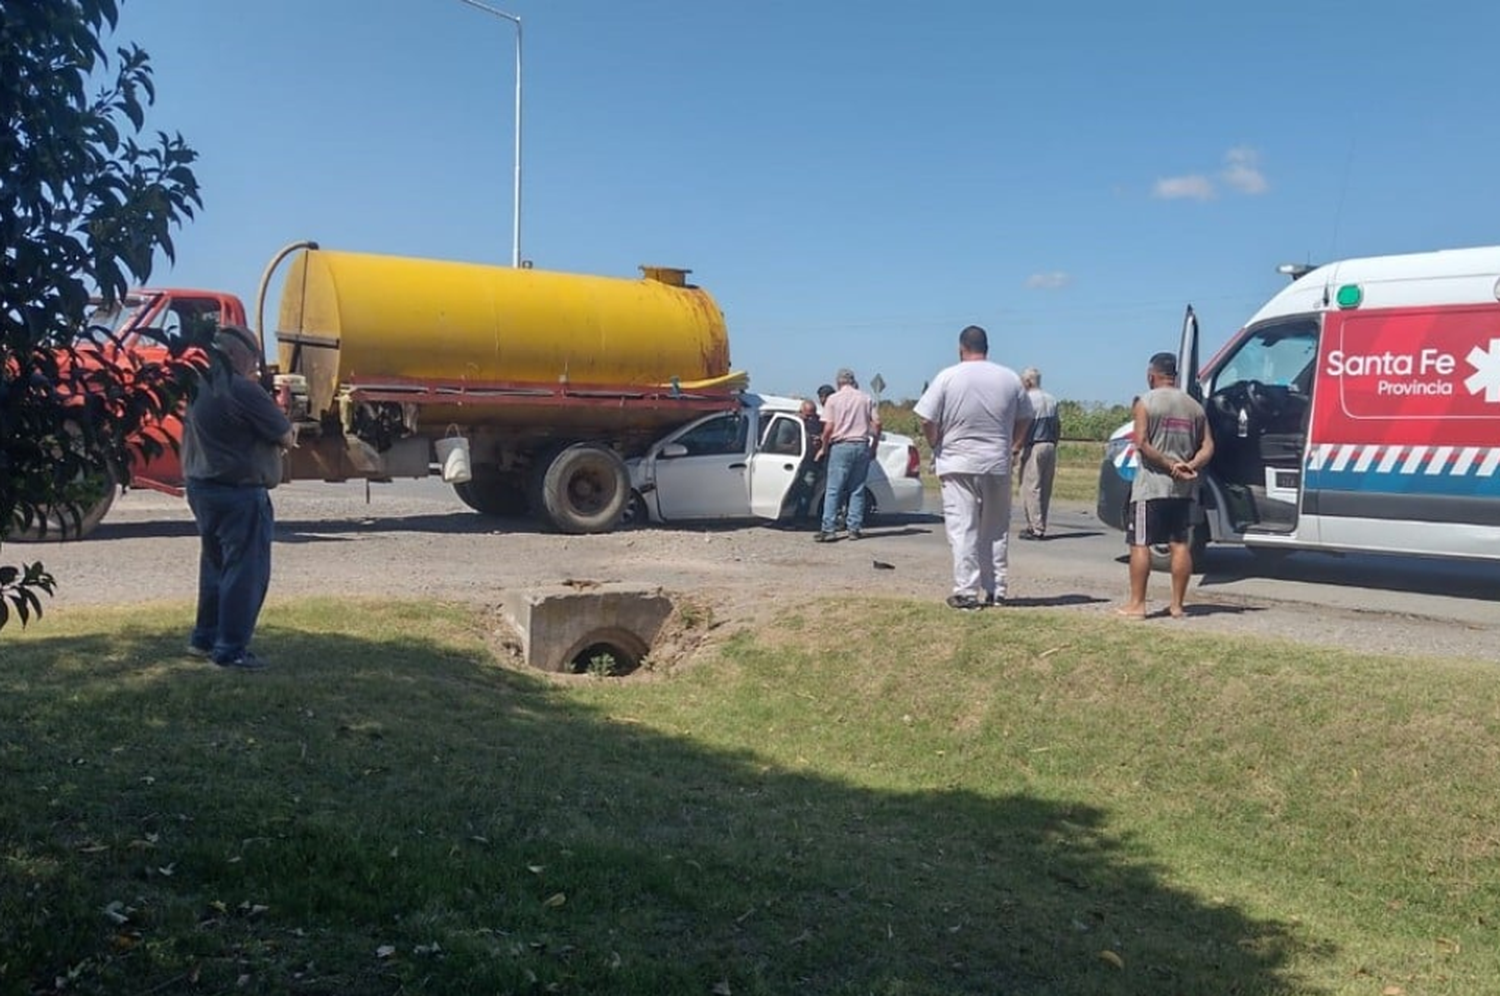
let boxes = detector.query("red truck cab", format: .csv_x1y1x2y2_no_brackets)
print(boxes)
11,289,249,542
82,288,248,496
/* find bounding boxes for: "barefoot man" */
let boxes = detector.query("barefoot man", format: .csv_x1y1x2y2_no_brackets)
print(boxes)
1121,352,1214,619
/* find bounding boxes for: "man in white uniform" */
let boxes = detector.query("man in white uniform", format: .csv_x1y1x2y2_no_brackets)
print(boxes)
914,326,1033,609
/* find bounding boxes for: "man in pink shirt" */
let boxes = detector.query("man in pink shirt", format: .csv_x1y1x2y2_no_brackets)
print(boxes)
815,368,881,542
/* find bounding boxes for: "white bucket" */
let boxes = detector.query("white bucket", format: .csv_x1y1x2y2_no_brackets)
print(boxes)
434,429,473,484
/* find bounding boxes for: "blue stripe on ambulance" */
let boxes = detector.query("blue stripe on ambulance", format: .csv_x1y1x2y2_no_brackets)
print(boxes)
1304,444,1500,496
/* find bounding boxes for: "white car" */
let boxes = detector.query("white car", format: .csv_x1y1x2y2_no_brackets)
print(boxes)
623,393,924,526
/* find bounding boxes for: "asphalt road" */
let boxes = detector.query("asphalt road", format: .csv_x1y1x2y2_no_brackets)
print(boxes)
19,479,1500,664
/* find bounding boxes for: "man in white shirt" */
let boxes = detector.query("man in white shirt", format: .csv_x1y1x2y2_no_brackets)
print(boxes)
914,326,1033,609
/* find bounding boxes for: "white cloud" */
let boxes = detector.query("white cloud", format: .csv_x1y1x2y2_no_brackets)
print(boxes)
1025,271,1072,290
1151,174,1216,201
1220,146,1269,195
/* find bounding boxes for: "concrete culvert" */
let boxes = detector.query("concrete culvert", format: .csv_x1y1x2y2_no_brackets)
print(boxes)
498,583,673,673
566,629,650,676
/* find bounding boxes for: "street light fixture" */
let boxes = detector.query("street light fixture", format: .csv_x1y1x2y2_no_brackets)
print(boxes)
456,0,523,268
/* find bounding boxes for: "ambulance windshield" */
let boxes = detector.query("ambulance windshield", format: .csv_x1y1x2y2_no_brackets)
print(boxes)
1211,320,1319,394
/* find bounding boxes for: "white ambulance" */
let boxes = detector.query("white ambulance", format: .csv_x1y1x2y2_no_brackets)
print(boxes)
1097,245,1500,569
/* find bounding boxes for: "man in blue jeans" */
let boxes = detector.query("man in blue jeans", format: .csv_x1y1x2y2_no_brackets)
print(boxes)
180,325,294,669
815,368,881,542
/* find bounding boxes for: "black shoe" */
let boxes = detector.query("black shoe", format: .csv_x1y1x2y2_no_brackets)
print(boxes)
983,592,1004,607
946,593,983,611
847,529,862,541
813,531,833,543
186,643,212,659
1019,528,1040,541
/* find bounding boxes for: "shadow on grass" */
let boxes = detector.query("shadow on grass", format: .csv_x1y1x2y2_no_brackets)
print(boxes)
0,623,1327,995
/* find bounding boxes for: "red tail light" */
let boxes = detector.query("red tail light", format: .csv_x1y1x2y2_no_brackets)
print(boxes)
905,444,921,479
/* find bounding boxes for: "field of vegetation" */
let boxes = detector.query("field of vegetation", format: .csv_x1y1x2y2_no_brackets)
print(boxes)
879,401,1119,503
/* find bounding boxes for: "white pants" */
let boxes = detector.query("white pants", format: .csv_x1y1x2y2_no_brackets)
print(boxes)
939,472,1012,599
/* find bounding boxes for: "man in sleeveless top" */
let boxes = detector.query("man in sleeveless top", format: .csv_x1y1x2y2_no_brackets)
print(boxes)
1121,352,1214,619
1014,366,1059,540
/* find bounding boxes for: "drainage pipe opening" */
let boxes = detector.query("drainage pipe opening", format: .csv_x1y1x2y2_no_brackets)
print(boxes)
566,628,649,676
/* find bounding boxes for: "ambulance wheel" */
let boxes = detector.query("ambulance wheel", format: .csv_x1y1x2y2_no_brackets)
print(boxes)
534,443,629,534
1147,523,1208,574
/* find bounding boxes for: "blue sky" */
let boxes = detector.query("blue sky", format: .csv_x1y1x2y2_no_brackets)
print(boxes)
116,0,1500,404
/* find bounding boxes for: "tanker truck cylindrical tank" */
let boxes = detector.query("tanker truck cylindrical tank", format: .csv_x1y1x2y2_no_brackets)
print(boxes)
275,250,733,417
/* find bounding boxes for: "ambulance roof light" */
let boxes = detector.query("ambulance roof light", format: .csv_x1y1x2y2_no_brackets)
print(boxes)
1277,262,1318,281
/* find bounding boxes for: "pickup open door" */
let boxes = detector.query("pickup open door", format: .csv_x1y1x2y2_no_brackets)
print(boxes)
749,412,806,520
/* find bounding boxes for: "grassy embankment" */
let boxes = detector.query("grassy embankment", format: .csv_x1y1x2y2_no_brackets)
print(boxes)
4,598,1497,995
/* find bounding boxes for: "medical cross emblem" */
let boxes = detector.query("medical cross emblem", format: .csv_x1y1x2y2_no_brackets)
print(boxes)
1465,338,1500,403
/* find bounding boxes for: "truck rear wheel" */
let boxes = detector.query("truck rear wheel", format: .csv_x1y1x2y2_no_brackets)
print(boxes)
534,443,629,534
453,469,528,517
9,464,119,542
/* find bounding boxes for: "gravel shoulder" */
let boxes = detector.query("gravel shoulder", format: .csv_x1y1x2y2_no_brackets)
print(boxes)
18,481,1500,665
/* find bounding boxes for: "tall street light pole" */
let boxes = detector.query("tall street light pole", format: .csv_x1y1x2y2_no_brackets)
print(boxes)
456,0,523,267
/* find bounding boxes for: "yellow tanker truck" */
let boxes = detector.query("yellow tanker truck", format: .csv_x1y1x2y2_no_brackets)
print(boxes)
264,241,747,533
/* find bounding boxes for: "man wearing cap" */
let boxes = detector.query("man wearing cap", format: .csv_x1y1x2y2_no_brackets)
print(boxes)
180,325,295,669
1120,351,1213,620
915,325,1033,610
815,368,880,541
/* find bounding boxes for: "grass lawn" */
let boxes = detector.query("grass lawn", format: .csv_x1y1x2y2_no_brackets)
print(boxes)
1049,441,1105,503
3,598,1497,994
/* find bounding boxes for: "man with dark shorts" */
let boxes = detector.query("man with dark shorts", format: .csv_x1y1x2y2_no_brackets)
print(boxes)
1120,352,1213,619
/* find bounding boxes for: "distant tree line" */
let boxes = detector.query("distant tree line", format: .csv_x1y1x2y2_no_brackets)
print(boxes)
879,399,1131,442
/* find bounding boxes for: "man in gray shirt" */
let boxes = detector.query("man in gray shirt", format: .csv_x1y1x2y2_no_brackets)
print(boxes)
181,325,295,669
1015,366,1060,540
1121,352,1214,619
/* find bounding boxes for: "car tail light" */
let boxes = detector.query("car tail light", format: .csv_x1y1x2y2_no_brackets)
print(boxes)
905,444,921,479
